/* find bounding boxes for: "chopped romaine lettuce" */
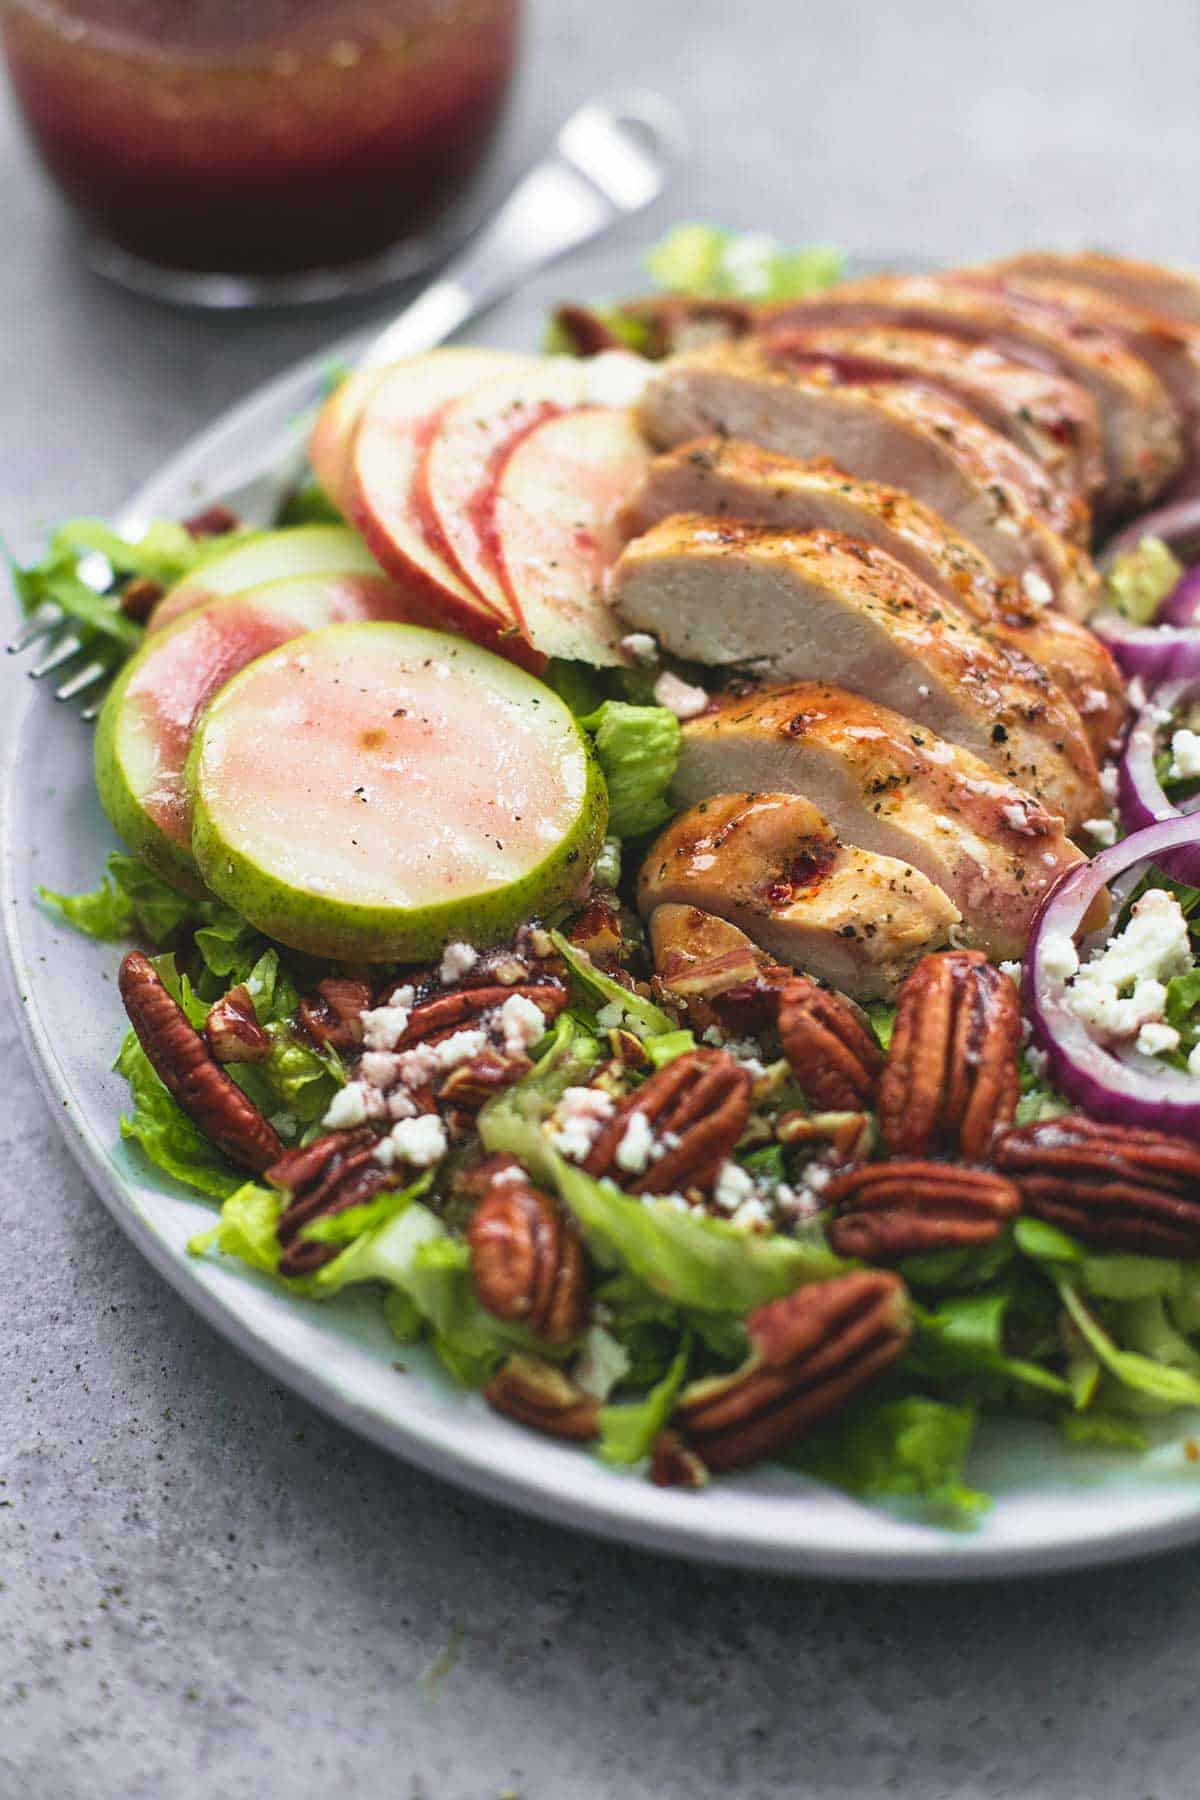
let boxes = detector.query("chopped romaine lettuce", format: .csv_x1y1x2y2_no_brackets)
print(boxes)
116,1028,244,1200
598,1337,691,1465
1104,535,1183,624
644,225,843,302
40,851,195,944
549,930,675,1040
783,1396,987,1527
1058,1281,1200,1409
907,1289,1072,1400
579,701,680,839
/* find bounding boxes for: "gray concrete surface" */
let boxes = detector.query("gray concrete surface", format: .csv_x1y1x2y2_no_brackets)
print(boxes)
6,3,1200,1794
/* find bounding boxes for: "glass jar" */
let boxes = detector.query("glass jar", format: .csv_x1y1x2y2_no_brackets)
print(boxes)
0,0,522,302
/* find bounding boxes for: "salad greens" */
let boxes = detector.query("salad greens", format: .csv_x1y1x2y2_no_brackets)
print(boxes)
643,225,844,303
1105,534,1182,623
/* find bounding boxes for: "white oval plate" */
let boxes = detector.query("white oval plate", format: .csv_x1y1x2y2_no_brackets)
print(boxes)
8,249,1200,1579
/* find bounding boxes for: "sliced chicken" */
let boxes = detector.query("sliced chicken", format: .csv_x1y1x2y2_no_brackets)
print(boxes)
622,439,1126,754
637,339,1099,617
991,251,1200,329
639,793,960,1000
612,518,1105,830
761,323,1104,505
765,273,1183,517
966,270,1200,490
670,682,1089,963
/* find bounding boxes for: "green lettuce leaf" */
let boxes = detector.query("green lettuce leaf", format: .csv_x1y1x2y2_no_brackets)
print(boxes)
598,1338,691,1465
115,1028,244,1200
1015,1216,1186,1300
188,1182,284,1272
907,1289,1072,1400
1058,1280,1200,1409
579,701,680,838
644,225,843,301
39,851,196,945
1059,1412,1150,1453
782,1396,987,1526
549,931,676,1040
1104,535,1183,624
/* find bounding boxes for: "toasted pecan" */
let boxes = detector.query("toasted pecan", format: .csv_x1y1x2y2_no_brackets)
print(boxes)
582,1048,752,1195
994,1116,1200,1256
119,951,283,1173
468,1171,587,1346
777,978,883,1111
265,1128,389,1277
825,1161,1021,1263
878,951,1020,1160
397,983,566,1049
297,976,373,1052
674,1271,911,1472
483,1354,600,1441
205,985,270,1064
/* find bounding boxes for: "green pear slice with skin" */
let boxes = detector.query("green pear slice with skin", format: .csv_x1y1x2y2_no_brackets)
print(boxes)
187,622,608,961
97,572,432,895
147,525,389,635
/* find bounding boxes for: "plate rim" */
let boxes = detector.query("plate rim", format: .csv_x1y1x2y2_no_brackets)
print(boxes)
11,249,1200,1579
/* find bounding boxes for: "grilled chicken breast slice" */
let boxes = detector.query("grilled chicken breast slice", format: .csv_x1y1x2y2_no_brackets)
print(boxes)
612,518,1104,830
639,793,960,1000
761,323,1104,505
991,251,1200,329
766,274,1183,517
622,439,1126,755
637,340,1099,616
670,682,1089,963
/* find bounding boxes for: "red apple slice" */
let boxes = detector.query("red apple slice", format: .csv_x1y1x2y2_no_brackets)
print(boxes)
349,348,535,636
492,408,652,665
420,353,650,623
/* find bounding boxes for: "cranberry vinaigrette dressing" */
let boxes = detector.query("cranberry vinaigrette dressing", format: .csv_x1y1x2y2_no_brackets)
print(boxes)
1,0,520,275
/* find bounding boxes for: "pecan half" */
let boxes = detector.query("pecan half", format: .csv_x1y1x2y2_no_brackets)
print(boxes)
398,983,566,1049
297,976,373,1052
266,1128,388,1276
468,1169,587,1345
825,1161,1021,1263
777,978,883,1111
674,1271,911,1472
483,1353,600,1441
120,575,164,623
205,985,270,1064
183,502,239,538
649,1429,709,1490
565,895,624,966
119,952,284,1173
878,951,1020,1160
994,1116,1200,1256
775,1110,876,1167
439,1048,531,1111
582,1049,753,1195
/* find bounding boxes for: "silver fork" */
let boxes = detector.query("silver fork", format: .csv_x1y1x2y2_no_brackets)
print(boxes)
8,90,686,718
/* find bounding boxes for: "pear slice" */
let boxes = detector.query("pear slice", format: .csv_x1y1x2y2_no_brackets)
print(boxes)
187,622,607,960
96,572,430,894
148,524,389,635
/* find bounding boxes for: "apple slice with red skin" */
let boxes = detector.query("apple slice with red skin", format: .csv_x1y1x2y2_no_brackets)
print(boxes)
348,348,536,639
309,365,386,518
492,407,652,665
96,571,432,895
419,352,651,625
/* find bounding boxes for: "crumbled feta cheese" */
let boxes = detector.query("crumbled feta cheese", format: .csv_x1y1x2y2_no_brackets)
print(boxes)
434,1028,488,1071
498,992,547,1057
712,1160,756,1214
730,1196,772,1230
619,631,659,666
1169,729,1200,782
1137,1020,1181,1058
1099,763,1119,802
1001,802,1036,835
1078,687,1108,717
382,1113,447,1168
1040,931,1080,983
573,1326,632,1400
1063,889,1192,1043
394,1041,442,1091
644,1192,694,1212
438,942,478,985
1025,1045,1048,1078
360,1002,412,1051
1021,569,1054,608
360,1051,403,1089
1081,818,1117,847
322,1081,369,1129
999,960,1022,984
546,1085,616,1161
653,670,709,720
702,1024,726,1047
615,1110,655,1175
387,1088,419,1122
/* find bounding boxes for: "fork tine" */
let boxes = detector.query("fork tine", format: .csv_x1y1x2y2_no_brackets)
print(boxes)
79,695,105,723
30,631,84,678
7,602,64,653
55,659,111,702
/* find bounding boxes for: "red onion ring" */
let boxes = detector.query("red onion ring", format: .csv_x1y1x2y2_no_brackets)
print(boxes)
1024,815,1200,1137
1159,564,1200,629
1117,672,1200,885
1092,611,1200,681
